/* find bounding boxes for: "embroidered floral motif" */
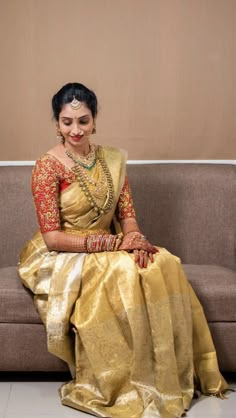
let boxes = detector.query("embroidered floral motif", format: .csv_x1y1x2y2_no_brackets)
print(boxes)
32,154,76,232
116,175,136,220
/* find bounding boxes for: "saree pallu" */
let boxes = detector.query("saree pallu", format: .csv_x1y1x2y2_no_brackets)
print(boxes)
18,147,228,418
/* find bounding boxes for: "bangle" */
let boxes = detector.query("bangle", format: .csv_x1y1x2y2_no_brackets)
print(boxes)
125,231,146,240
102,234,116,251
125,230,140,235
70,235,87,252
86,234,117,252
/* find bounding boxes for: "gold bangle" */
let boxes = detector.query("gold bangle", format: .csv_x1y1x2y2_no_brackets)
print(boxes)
125,230,140,235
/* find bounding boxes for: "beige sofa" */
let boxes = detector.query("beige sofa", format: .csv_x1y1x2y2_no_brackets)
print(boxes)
0,163,235,372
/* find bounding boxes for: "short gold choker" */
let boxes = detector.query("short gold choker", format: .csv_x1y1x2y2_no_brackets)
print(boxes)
65,144,96,170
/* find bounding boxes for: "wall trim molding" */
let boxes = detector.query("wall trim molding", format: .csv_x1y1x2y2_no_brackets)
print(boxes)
0,160,235,166
127,159,236,165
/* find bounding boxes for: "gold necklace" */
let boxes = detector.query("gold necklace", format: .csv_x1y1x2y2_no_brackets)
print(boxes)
79,164,107,198
65,143,96,170
68,149,115,216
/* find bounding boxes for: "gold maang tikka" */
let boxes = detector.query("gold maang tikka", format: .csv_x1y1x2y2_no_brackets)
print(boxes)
70,96,82,110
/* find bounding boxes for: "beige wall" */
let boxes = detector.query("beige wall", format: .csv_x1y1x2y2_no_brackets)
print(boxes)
0,0,236,160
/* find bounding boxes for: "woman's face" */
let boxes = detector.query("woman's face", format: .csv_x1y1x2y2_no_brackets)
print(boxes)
58,102,95,149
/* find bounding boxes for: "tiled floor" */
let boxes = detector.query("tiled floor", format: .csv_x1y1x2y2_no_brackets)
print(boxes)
0,373,235,418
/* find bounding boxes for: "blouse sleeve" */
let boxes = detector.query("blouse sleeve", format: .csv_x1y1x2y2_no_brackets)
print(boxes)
116,175,136,220
32,155,61,233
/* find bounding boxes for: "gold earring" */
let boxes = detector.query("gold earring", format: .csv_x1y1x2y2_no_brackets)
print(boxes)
92,124,96,134
56,127,64,143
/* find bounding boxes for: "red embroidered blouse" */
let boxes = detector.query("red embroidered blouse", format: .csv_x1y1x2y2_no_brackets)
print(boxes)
32,154,136,233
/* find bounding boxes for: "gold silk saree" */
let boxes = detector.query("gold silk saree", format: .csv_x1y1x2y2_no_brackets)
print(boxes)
18,146,228,418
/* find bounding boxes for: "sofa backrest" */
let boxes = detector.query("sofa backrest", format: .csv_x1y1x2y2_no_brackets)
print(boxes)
127,163,236,270
0,166,38,268
0,163,235,270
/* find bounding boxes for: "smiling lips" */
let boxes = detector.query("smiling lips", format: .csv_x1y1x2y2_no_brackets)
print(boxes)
71,134,84,141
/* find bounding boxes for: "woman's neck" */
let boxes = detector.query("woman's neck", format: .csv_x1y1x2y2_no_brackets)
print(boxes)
63,142,91,157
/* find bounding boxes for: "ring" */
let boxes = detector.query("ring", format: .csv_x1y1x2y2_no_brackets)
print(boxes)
141,235,146,240
139,250,145,254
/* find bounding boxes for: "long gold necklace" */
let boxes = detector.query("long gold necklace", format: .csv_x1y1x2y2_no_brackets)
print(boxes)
79,164,107,199
66,145,114,215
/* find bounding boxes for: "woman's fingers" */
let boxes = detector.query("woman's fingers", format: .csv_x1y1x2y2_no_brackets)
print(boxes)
133,248,159,267
137,250,149,268
139,250,144,268
134,249,139,264
143,251,148,268
148,252,154,263
134,249,145,267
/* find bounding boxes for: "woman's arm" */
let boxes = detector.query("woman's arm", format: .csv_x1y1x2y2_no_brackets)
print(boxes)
120,216,141,235
42,230,121,253
116,176,158,267
42,230,86,252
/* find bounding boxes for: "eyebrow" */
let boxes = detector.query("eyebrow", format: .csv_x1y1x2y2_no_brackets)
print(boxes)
61,115,90,120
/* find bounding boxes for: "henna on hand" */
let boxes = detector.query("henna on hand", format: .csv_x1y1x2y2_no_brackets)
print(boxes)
119,231,158,254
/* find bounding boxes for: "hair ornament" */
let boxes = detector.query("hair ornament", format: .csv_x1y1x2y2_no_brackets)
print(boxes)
70,96,82,110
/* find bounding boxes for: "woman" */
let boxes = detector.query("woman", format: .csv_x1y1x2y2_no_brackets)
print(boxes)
18,82,228,418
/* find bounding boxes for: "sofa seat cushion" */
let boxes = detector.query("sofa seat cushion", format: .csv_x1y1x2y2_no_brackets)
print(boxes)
1,264,235,324
183,264,236,322
0,266,42,324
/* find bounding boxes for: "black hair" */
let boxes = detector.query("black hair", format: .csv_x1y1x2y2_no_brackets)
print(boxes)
52,82,98,121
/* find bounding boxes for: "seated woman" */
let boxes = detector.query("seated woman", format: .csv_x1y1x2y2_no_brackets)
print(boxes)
18,82,228,418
